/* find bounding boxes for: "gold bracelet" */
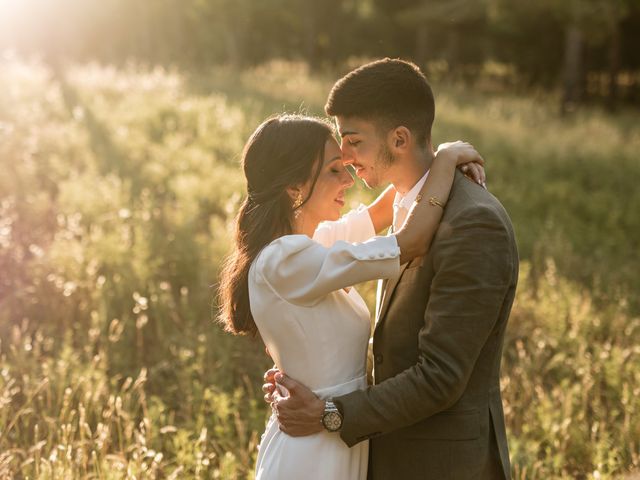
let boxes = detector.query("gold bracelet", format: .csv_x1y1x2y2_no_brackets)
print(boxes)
414,193,445,208
428,196,445,208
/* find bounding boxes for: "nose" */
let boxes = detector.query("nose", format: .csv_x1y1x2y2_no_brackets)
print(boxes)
340,140,355,163
342,167,355,187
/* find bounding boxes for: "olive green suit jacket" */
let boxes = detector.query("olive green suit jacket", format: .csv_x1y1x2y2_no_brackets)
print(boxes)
334,171,518,480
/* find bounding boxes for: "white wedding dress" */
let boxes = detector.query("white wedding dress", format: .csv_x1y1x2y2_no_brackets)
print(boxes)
249,206,400,480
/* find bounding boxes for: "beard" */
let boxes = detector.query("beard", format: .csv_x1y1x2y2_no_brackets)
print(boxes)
359,143,395,189
377,143,395,166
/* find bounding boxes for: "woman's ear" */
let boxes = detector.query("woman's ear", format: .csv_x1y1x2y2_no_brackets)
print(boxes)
286,185,302,202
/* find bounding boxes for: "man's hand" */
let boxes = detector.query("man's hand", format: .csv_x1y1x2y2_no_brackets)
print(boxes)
271,373,325,436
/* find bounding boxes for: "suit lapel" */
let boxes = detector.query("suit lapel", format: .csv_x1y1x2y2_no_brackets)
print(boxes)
374,172,464,333
375,224,395,322
375,261,409,328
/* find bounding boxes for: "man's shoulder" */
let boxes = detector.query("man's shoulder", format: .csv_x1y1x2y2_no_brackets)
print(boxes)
445,171,512,227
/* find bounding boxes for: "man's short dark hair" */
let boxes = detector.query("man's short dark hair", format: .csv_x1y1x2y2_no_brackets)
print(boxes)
325,58,435,146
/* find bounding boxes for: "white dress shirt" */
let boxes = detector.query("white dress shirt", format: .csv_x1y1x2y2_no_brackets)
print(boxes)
392,170,430,232
378,170,430,324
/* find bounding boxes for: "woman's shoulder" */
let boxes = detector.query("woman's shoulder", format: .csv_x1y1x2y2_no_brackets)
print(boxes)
262,234,316,255
251,235,318,275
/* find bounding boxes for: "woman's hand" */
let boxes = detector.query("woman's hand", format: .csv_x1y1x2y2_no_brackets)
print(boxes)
436,141,486,188
263,367,279,403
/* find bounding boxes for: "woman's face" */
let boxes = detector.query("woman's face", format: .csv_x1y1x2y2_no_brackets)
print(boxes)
298,138,355,226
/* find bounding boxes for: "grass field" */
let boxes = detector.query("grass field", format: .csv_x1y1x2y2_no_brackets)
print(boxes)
1,58,639,479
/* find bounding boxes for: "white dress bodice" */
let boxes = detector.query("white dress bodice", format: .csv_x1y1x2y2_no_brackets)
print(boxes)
249,206,400,480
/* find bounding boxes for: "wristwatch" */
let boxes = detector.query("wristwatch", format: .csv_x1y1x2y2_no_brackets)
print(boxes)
321,400,343,432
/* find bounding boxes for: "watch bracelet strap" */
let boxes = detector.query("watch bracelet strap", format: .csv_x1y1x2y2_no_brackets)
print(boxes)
325,400,339,413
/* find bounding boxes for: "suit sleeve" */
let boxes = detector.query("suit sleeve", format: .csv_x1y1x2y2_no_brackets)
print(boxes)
255,235,400,307
313,204,376,247
333,205,516,446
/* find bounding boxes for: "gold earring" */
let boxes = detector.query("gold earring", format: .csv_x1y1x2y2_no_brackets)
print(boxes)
293,192,303,218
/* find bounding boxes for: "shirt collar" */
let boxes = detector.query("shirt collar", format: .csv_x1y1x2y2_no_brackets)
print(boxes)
393,170,430,210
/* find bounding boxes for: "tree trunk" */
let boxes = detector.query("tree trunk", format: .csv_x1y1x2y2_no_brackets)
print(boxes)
221,23,241,67
136,1,152,61
607,21,621,112
561,25,583,115
168,0,184,64
305,1,320,71
415,25,428,67
414,0,430,66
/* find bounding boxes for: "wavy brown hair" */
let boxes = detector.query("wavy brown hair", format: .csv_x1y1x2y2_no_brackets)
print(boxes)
217,114,334,335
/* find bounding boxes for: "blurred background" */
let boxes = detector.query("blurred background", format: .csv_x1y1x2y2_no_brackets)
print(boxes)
0,0,639,478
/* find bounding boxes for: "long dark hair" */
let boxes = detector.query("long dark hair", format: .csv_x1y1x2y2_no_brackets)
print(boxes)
217,114,334,335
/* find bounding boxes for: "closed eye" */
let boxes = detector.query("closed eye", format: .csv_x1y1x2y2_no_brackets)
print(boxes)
348,140,361,147
328,158,344,174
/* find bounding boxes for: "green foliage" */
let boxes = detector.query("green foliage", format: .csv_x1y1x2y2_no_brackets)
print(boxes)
1,58,639,478
1,0,640,97
504,262,640,478
432,88,640,310
0,59,271,478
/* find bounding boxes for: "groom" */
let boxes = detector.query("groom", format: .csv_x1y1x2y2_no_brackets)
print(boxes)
264,58,518,479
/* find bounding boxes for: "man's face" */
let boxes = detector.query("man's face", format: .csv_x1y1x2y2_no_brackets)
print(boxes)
335,116,394,189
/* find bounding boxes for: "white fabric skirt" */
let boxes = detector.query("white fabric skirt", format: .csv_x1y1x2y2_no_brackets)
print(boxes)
255,375,368,480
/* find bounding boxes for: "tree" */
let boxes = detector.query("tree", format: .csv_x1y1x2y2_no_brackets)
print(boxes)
491,0,636,111
396,0,489,68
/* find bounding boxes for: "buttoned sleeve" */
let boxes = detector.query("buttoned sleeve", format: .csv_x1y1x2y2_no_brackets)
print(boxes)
313,204,376,248
254,235,400,307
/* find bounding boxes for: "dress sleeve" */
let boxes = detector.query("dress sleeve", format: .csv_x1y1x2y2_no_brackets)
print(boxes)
313,204,376,248
254,235,400,307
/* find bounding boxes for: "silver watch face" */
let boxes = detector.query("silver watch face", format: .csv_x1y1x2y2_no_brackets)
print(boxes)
323,411,342,432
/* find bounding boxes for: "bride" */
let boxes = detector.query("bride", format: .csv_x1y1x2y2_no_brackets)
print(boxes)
217,114,483,479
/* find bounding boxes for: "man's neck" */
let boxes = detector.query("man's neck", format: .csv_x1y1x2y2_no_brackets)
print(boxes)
389,149,434,195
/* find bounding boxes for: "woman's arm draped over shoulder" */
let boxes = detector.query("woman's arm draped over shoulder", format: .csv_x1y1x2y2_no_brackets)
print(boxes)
313,185,395,247
313,204,377,247
254,235,400,307
366,185,396,233
393,142,483,265
313,148,484,249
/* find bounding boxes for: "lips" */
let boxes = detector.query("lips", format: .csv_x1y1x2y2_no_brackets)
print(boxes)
335,191,345,206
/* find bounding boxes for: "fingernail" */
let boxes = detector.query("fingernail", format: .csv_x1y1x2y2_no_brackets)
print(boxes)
275,373,283,382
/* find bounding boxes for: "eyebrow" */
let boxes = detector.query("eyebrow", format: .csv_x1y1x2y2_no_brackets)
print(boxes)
325,155,342,165
339,130,359,139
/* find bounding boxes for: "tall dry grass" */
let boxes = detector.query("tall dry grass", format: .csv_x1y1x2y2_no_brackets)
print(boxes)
1,58,638,478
